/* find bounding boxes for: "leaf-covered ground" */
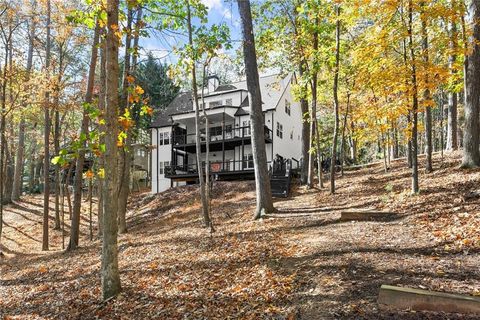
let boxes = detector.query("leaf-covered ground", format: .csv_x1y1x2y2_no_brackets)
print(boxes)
1,151,479,319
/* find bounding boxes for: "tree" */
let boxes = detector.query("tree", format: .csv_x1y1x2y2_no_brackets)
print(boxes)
462,0,480,168
407,0,419,193
102,0,121,300
117,6,134,235
421,1,433,173
330,4,341,194
446,1,459,151
68,23,100,251
135,54,179,112
238,0,275,219
42,0,52,251
12,5,36,201
254,0,315,187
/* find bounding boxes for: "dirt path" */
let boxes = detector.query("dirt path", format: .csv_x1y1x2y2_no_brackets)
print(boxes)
268,154,480,319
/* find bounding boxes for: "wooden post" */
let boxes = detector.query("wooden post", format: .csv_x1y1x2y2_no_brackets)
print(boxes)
241,124,245,170
222,109,225,170
378,285,480,314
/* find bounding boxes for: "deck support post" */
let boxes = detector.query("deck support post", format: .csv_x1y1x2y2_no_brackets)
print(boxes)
222,109,225,170
241,125,245,170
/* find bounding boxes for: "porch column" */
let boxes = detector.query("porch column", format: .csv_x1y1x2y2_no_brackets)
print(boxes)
222,109,225,170
171,127,174,167
241,125,245,170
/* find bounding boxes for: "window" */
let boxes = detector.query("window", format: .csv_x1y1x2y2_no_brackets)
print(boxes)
163,132,170,145
225,98,233,105
285,99,291,115
159,161,170,175
159,132,164,145
243,154,254,169
159,132,170,145
243,120,251,136
159,162,164,175
290,131,294,140
209,100,222,108
276,122,283,139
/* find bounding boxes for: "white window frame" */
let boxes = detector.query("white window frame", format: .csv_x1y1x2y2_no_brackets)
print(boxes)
159,162,164,175
243,120,251,136
285,99,291,116
276,122,283,139
163,132,170,145
243,153,254,169
159,132,164,145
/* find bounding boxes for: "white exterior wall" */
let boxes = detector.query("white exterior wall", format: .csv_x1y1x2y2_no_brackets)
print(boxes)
197,90,247,107
151,126,174,193
151,75,303,194
271,82,303,162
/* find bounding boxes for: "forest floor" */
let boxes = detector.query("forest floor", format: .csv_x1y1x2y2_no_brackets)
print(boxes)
1,151,480,319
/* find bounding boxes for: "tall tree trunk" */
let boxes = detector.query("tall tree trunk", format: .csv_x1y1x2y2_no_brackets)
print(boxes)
131,7,142,73
35,154,43,192
102,0,121,300
53,108,60,229
349,121,357,163
53,46,64,230
12,17,35,201
3,45,14,204
238,0,275,219
462,0,480,167
42,0,52,251
4,136,14,204
28,142,36,193
440,90,445,160
421,3,433,172
330,5,341,194
68,23,100,250
408,0,420,193
97,27,107,239
117,8,133,234
201,64,213,232
12,119,25,201
298,62,310,185
0,12,9,254
315,120,323,188
402,36,413,169
340,93,350,177
447,8,458,151
186,0,211,226
392,123,399,159
307,18,319,189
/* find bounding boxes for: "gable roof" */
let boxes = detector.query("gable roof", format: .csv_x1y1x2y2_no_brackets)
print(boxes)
150,91,192,128
150,74,293,128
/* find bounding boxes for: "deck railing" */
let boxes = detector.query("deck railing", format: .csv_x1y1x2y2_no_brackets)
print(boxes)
172,126,273,145
165,160,276,177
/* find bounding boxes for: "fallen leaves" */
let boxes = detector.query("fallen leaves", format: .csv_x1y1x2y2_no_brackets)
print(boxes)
1,181,298,319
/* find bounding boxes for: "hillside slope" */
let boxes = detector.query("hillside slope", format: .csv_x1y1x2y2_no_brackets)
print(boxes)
1,152,479,319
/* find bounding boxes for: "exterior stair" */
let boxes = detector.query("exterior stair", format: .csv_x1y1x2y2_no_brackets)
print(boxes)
270,158,293,198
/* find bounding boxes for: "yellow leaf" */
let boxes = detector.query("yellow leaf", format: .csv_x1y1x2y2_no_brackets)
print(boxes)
135,85,144,95
126,75,135,84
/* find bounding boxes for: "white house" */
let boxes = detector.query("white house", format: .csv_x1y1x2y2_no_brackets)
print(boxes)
150,74,303,193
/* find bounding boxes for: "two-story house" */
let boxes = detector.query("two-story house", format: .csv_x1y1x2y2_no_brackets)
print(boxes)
150,74,303,193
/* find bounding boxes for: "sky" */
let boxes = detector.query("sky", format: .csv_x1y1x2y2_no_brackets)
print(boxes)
139,0,242,66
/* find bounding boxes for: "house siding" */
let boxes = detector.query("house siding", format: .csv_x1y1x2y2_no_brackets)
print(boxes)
150,74,303,194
